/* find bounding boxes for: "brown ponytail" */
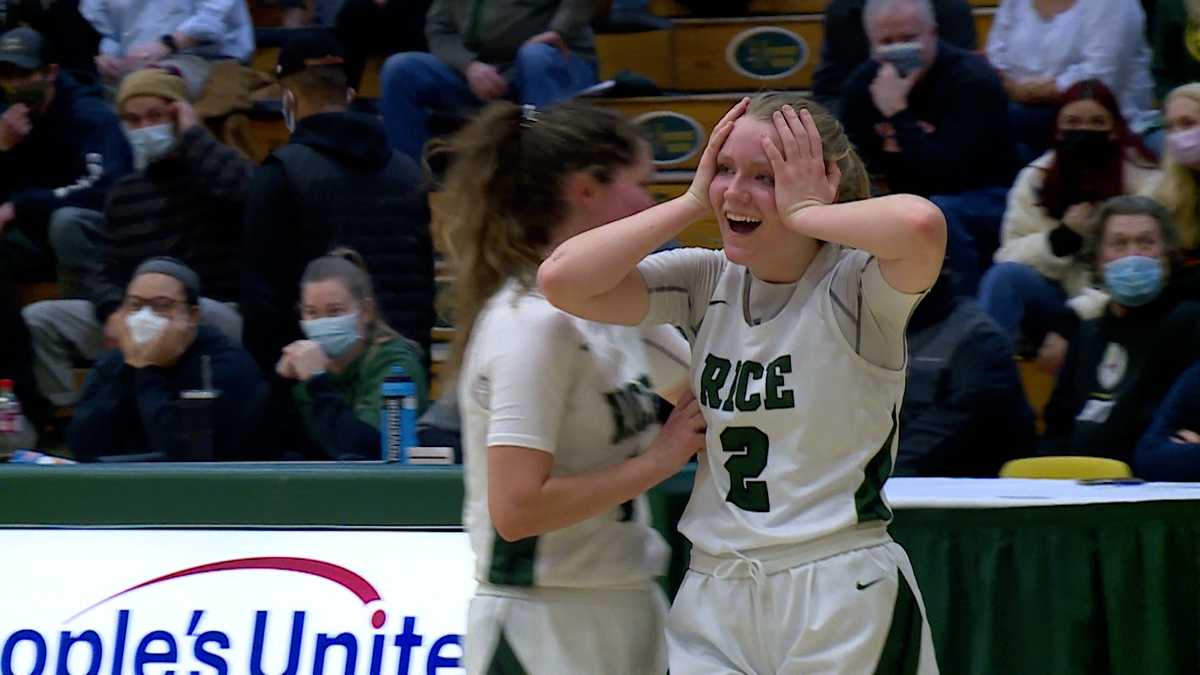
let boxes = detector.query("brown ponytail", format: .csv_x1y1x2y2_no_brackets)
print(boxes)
436,100,645,370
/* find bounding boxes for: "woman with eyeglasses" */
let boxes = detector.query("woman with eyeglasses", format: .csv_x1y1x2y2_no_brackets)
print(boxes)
67,257,266,461
275,247,429,460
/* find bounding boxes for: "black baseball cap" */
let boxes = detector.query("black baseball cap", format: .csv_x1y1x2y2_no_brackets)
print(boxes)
276,31,345,79
0,28,45,71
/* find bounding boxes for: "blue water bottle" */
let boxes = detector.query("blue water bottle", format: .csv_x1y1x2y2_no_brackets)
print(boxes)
380,365,419,462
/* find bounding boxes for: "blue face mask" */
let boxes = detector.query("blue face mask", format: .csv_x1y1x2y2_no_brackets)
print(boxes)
301,312,362,358
126,123,176,170
1103,255,1165,307
876,41,925,77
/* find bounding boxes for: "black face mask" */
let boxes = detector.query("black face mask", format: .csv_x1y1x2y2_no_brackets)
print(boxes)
1056,129,1116,162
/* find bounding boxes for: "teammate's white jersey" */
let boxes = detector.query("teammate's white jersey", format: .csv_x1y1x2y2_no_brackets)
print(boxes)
638,244,922,556
460,279,687,588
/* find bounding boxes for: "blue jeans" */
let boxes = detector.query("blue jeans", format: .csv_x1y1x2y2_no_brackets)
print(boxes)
977,261,1068,344
930,187,1009,297
380,46,599,160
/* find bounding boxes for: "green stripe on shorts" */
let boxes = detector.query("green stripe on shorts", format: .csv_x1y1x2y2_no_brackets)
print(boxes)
874,570,923,675
487,631,529,675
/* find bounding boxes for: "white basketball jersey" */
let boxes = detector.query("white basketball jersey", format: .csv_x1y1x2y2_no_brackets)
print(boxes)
461,281,683,589
675,246,909,556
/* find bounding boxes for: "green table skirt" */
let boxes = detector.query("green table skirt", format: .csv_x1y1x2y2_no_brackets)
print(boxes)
892,503,1200,675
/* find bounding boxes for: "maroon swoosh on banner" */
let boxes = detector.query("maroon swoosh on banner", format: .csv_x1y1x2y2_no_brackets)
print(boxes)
66,557,383,624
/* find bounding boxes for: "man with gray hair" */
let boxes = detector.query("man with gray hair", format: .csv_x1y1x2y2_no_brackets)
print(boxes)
841,0,1017,295
812,0,975,114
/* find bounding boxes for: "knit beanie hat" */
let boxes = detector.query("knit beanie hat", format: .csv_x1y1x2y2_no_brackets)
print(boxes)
117,68,188,110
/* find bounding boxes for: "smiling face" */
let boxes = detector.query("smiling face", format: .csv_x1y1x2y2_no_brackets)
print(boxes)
709,117,816,281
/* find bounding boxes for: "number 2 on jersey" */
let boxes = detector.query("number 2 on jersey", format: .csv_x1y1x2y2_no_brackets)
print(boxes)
720,426,770,512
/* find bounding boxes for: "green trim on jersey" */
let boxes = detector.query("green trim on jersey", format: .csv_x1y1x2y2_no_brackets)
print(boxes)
488,530,538,586
856,406,898,523
873,570,924,675
486,631,530,675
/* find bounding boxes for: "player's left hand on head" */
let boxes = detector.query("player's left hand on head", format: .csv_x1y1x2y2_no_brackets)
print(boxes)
761,106,841,220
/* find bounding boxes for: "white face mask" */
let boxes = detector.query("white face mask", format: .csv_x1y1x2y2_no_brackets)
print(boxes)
126,123,177,170
125,307,170,345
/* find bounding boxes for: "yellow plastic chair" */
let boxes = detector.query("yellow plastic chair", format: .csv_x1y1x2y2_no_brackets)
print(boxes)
999,456,1133,480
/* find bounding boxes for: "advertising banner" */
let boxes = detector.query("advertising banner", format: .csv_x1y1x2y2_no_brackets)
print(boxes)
0,529,475,675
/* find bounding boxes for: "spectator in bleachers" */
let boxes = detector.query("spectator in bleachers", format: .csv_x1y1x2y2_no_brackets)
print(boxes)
4,0,100,76
80,0,254,97
1149,0,1200,101
897,265,1034,477
979,80,1160,352
67,257,265,461
276,248,428,460
813,0,975,116
986,0,1158,157
242,32,433,374
1041,196,1200,461
842,0,1017,296
22,68,248,409
1134,359,1200,479
1151,82,1200,295
0,27,132,297
378,0,598,161
274,0,432,91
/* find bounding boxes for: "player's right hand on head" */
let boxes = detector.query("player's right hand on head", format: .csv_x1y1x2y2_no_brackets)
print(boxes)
650,389,707,473
685,97,749,213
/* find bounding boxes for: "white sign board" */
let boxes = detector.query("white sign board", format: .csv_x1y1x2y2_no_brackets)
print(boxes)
0,529,476,675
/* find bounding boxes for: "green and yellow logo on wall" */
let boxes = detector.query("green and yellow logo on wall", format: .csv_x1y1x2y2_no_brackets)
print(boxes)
634,111,705,166
727,27,808,80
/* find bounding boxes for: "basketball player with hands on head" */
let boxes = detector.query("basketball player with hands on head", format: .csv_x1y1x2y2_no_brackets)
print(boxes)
540,92,946,674
439,100,704,675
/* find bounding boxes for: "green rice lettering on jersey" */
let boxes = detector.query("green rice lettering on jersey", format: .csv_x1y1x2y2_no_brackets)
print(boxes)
603,375,659,444
699,354,795,412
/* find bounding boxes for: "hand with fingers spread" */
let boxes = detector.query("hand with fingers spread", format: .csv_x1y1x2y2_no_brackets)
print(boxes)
686,97,750,214
761,105,841,224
